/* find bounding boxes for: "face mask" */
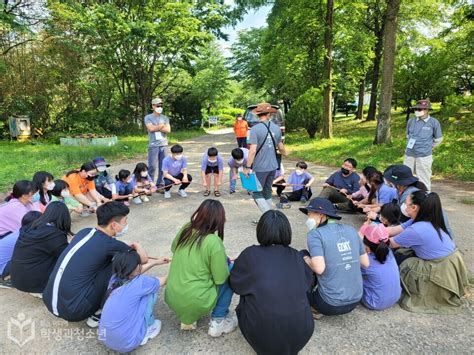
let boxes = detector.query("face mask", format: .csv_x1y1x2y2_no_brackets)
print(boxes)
141,171,148,178
305,218,317,231
97,166,107,173
126,179,132,184
155,107,163,114
295,169,304,176
31,191,40,203
46,182,55,191
61,190,70,198
208,158,217,164
237,117,242,121
174,154,183,161
116,223,129,237
414,110,425,117
400,203,409,217
235,159,244,164
341,168,350,175
86,175,96,181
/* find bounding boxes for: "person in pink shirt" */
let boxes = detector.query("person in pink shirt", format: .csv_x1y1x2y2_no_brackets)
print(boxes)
0,180,40,237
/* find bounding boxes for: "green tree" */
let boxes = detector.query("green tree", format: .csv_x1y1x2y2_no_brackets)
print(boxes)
286,87,323,138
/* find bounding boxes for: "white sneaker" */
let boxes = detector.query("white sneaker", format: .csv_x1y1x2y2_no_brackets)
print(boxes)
164,191,171,199
142,196,150,203
177,190,187,198
208,313,238,337
86,310,102,328
28,293,43,299
140,319,162,346
133,197,142,205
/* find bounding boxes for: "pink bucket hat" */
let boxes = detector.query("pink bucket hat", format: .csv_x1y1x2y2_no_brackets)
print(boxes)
359,223,389,244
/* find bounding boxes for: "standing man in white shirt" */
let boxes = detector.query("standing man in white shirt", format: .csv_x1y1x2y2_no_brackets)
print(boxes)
403,99,443,191
144,97,171,190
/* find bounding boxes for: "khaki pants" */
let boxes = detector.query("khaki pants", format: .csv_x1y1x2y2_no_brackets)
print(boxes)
403,155,433,191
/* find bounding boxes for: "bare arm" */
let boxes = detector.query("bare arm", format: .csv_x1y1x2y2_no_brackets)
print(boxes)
277,141,286,156
73,193,95,208
145,122,170,133
306,255,326,275
359,253,370,268
245,144,257,169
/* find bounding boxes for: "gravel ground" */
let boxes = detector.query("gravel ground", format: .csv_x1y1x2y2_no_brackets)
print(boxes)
1,129,473,354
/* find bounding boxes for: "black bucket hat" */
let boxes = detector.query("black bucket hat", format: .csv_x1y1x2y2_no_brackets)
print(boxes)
299,198,341,220
383,164,418,186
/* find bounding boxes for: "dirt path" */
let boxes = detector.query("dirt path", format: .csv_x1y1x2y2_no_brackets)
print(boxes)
1,130,473,354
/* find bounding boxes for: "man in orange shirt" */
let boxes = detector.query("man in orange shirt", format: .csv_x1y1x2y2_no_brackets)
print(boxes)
233,114,249,148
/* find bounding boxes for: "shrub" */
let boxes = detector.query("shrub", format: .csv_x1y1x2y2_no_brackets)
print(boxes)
286,88,323,138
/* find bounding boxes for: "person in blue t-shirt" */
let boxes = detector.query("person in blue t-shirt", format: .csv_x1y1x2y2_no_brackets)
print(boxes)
99,250,170,353
162,144,192,199
279,161,315,204
318,158,360,212
113,170,136,206
228,147,249,194
358,223,401,311
300,198,369,317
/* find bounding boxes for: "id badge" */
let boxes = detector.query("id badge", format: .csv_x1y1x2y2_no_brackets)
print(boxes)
407,138,416,149
154,132,163,140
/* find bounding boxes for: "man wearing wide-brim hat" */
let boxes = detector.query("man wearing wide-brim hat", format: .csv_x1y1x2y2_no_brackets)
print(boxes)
403,99,443,191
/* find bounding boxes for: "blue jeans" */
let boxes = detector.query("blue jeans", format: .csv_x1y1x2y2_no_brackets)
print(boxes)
229,170,237,192
211,262,234,319
148,145,167,185
145,292,158,327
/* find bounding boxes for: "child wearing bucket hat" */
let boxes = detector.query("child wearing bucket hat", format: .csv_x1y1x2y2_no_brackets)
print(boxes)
359,223,401,311
300,198,369,317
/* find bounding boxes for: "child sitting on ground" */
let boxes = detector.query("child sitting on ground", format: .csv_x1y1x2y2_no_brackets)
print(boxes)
99,250,169,353
32,171,55,211
359,223,401,311
162,145,192,199
272,163,286,197
201,147,224,197
131,163,157,204
113,170,135,206
51,180,84,214
278,162,314,209
93,157,115,200
228,147,248,194
379,203,401,227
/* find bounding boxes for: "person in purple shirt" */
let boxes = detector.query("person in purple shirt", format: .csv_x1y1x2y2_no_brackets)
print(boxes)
0,211,42,286
201,147,224,197
281,161,315,203
318,158,360,212
388,191,456,265
0,180,40,237
99,250,170,353
359,223,401,311
113,170,135,206
353,170,397,214
131,162,157,204
162,144,192,199
228,147,249,194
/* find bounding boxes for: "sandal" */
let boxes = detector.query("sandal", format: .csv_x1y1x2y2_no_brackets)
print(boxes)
214,190,221,197
203,190,211,197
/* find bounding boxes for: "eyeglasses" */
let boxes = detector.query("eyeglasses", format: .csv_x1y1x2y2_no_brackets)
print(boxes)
155,104,163,107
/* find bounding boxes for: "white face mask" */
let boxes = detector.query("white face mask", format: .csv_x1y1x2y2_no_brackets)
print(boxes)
116,223,129,237
141,171,148,178
236,159,244,164
174,154,183,160
155,107,163,114
46,182,55,191
97,166,107,173
208,158,217,164
61,190,70,198
126,178,132,184
400,203,409,217
414,110,425,118
305,218,317,231
295,170,304,176
237,117,242,120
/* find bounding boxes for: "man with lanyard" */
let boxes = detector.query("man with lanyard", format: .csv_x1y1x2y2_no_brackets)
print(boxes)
403,99,443,191
145,97,171,190
244,103,286,222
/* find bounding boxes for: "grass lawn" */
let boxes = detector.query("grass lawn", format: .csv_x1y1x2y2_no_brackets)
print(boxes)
285,110,473,182
0,129,205,193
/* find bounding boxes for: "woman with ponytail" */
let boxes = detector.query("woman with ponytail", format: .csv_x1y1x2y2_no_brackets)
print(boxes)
358,223,401,310
99,250,169,353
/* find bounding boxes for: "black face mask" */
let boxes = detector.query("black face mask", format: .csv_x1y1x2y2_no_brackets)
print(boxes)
341,168,350,175
86,175,96,181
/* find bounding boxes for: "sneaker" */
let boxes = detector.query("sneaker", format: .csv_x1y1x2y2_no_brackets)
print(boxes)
164,191,171,199
251,220,259,226
133,197,142,205
80,210,92,218
123,201,130,207
300,197,307,203
177,190,187,198
208,313,238,337
180,322,197,331
276,202,291,209
0,278,13,289
86,310,102,328
29,293,43,299
229,190,235,194
140,319,162,346
142,196,150,203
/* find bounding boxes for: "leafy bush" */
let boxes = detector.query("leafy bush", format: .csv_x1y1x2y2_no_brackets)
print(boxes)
286,88,323,138
441,95,473,124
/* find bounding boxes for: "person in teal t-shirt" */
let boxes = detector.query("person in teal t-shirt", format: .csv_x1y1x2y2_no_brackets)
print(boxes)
165,199,237,337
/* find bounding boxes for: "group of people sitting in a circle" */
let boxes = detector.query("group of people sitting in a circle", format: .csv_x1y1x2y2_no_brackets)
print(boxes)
0,149,470,354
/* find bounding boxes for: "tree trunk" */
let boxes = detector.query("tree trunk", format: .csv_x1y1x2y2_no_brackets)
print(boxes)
321,0,334,138
374,0,401,145
356,77,365,120
366,27,383,121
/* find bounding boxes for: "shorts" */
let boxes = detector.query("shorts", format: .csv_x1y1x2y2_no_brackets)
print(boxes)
205,166,220,174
